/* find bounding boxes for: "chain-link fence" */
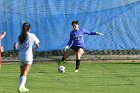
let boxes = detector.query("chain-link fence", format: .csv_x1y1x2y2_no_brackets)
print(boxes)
2,50,140,64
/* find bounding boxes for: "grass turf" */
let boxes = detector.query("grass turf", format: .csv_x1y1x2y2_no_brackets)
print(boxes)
0,62,140,93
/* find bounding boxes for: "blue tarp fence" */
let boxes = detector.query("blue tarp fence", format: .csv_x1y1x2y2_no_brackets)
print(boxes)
0,0,140,51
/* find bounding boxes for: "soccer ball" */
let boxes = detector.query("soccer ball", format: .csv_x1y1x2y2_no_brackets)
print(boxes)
58,66,65,73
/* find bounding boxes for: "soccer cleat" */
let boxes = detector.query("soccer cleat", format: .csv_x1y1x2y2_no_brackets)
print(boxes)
75,70,78,72
18,87,29,92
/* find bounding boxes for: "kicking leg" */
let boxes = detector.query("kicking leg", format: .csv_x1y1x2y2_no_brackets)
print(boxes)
59,49,75,65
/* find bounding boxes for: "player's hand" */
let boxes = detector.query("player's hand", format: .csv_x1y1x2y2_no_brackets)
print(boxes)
99,33,103,36
96,32,103,36
2,32,6,35
64,46,69,51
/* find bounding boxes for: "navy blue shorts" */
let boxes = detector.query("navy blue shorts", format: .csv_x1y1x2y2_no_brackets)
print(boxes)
70,46,84,52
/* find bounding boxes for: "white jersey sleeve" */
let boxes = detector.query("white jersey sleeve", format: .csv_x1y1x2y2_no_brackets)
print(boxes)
32,34,40,44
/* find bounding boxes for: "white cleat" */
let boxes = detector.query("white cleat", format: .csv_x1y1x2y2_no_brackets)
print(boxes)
75,70,78,72
18,87,29,92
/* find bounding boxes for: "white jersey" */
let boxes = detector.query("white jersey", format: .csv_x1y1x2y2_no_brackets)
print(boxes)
17,32,40,61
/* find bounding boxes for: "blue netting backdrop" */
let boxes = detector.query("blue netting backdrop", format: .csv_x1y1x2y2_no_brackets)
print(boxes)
0,0,140,51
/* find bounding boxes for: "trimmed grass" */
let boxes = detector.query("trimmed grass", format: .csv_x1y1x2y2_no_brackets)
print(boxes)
0,62,140,93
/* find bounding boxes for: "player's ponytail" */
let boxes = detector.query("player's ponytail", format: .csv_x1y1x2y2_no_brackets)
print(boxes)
19,22,30,44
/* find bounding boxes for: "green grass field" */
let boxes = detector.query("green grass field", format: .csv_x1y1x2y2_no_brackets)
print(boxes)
0,62,140,93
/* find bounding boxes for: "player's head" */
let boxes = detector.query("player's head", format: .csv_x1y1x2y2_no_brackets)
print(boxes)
72,20,79,31
22,22,31,32
19,22,31,44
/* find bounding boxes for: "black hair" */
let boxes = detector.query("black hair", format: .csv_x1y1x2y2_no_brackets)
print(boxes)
19,22,30,44
72,20,79,26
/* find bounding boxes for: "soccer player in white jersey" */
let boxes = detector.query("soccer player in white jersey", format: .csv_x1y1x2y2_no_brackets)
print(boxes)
14,22,40,92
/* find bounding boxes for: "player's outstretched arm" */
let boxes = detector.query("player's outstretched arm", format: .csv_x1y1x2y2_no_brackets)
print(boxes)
83,29,103,36
64,34,73,51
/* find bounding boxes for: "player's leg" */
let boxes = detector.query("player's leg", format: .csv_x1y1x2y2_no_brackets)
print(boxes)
22,63,32,76
75,48,84,72
19,62,32,92
19,61,25,90
59,48,75,65
63,48,75,60
0,52,2,68
19,61,25,76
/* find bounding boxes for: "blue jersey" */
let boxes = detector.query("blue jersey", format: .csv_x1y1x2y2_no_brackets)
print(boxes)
67,28,97,48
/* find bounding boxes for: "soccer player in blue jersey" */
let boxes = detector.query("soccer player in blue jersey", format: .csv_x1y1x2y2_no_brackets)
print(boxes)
59,20,103,72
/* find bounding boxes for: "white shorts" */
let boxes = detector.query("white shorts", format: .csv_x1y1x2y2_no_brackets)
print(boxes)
19,61,33,66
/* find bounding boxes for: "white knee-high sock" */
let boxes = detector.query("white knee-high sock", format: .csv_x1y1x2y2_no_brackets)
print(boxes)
19,76,27,88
